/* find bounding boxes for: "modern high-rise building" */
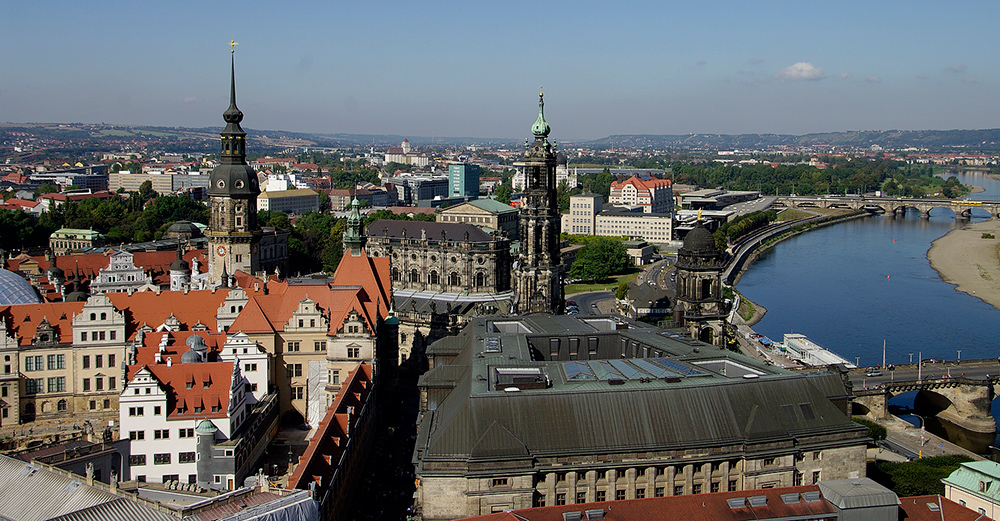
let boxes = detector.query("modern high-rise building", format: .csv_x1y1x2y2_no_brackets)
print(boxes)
448,163,480,199
513,91,564,314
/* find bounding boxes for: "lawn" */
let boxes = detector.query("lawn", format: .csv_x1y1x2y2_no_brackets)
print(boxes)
565,268,640,295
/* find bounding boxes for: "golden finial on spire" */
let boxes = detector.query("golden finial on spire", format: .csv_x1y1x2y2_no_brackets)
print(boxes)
230,40,239,53
539,86,544,98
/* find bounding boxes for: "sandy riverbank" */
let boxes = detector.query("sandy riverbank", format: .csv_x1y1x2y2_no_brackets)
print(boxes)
928,219,1000,310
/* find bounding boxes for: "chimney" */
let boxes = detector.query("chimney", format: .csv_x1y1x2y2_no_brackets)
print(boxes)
154,352,162,364
167,357,173,367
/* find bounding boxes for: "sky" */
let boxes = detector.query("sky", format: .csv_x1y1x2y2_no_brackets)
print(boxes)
2,1,1000,141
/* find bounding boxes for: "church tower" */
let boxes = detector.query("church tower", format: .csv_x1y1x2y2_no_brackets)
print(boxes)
513,91,564,314
207,47,261,281
673,220,727,347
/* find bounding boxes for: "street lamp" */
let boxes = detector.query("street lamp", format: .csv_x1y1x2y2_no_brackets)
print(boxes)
915,414,927,457
957,349,961,365
855,356,861,368
909,353,914,364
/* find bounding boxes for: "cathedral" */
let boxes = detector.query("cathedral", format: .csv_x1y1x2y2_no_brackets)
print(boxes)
513,91,564,314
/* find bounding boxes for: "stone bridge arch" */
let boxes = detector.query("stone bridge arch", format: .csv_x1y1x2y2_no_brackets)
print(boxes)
850,377,996,435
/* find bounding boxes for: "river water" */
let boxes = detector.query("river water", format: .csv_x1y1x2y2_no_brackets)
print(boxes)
735,170,1000,450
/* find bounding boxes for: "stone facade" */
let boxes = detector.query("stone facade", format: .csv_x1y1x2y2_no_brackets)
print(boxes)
513,93,564,314
673,220,727,346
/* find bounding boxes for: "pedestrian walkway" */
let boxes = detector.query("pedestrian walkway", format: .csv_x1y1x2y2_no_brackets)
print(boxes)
878,415,984,461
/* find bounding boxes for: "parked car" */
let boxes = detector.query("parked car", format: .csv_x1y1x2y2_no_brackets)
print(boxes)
866,369,883,377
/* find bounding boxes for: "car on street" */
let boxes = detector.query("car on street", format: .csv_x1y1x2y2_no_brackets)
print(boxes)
866,369,883,377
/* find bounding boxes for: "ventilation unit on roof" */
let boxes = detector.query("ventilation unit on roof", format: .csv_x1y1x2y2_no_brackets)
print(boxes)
801,491,821,502
562,512,582,521
585,509,605,520
727,497,746,509
926,502,941,512
748,496,767,507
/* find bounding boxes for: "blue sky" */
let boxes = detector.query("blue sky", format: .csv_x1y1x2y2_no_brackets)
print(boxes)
2,1,999,140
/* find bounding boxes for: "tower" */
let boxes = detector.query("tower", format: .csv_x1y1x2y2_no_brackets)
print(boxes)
673,221,726,347
342,197,367,256
207,48,261,282
513,91,564,314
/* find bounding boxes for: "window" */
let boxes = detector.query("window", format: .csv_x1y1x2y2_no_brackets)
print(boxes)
347,347,360,359
729,479,737,491
162,474,179,483
692,484,702,494
94,355,102,368
314,341,325,352
154,429,169,439
130,455,146,466
292,387,304,400
211,405,220,413
47,354,65,370
0,386,6,398
95,378,103,391
129,407,144,417
492,478,508,487
179,428,195,438
25,356,42,371
154,453,171,465
83,378,91,392
615,489,625,501
287,341,300,352
81,332,88,342
110,331,116,340
595,491,606,502
57,399,67,411
179,452,196,463
812,471,820,484
244,363,257,372
711,482,720,493
108,354,115,367
89,400,96,410
576,491,586,504
103,399,109,408
129,431,145,440
655,487,664,497
194,405,203,413
137,475,146,483
674,485,683,496
556,493,566,506
331,370,340,384
636,488,645,499
189,475,197,484
47,377,65,393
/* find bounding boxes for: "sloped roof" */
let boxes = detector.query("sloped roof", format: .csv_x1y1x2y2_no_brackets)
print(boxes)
108,290,228,340
819,478,901,509
0,301,84,345
897,495,981,521
126,361,233,420
0,454,174,521
366,219,493,242
943,460,1000,502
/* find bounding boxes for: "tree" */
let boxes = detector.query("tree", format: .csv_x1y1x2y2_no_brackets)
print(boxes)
569,237,630,282
494,183,513,205
615,281,629,300
37,183,59,196
317,190,331,213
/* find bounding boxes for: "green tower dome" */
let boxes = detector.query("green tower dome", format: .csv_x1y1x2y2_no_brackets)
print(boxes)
531,89,550,137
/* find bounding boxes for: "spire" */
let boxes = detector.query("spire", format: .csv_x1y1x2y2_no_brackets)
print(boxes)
531,88,550,138
343,196,367,256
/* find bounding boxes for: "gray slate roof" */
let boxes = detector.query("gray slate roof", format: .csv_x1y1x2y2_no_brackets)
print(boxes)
366,219,493,242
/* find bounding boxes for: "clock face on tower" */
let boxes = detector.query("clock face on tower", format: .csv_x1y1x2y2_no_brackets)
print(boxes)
217,245,226,257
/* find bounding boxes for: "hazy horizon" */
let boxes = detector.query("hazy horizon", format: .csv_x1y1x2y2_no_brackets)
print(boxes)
3,1,999,141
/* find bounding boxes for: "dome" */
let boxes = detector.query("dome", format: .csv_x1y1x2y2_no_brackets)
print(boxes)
186,334,208,352
165,220,204,240
0,269,42,305
195,419,218,435
180,348,202,364
557,153,568,166
170,257,190,271
681,221,719,256
46,264,64,281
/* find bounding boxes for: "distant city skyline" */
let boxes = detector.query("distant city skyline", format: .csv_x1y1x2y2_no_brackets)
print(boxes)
2,1,999,140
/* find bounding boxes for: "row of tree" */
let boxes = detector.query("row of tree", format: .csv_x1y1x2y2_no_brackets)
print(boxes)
713,210,777,250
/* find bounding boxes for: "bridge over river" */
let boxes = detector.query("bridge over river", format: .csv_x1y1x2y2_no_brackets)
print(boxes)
848,360,1000,444
775,195,999,219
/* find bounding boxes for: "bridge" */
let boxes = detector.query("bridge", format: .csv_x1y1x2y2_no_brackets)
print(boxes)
851,374,998,436
775,195,1000,219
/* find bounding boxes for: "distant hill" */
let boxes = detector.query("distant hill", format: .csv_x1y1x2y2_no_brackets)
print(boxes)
588,129,1000,151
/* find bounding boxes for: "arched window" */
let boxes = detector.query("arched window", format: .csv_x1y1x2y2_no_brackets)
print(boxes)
100,312,106,321
429,270,439,285
57,399,67,412
392,268,400,282
449,272,460,286
476,272,485,287
90,313,96,321
410,269,420,283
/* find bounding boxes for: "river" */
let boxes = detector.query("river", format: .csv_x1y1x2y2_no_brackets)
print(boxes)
735,170,1000,450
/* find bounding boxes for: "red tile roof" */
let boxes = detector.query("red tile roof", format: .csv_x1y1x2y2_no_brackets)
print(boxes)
133,331,226,366
0,301,85,345
107,290,228,340
127,360,233,420
610,176,672,191
457,485,837,521
288,363,373,490
897,495,981,521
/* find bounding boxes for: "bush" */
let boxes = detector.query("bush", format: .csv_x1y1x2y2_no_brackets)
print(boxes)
869,455,971,497
852,417,887,441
